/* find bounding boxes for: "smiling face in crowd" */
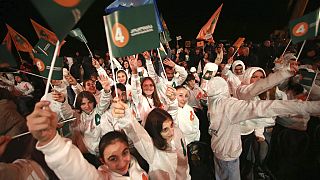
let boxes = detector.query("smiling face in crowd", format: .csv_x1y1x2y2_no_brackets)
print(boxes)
102,140,131,175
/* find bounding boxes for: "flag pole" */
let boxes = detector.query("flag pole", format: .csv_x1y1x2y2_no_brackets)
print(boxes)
103,16,118,98
43,40,60,100
305,72,318,101
296,40,306,60
281,39,292,57
80,35,93,58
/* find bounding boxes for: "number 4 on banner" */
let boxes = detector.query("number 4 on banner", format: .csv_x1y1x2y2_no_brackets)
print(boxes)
289,8,320,44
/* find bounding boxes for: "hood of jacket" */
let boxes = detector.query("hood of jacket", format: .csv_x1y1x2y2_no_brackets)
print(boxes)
241,67,266,85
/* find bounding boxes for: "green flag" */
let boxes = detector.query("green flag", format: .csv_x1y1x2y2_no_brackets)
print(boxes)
297,69,317,87
0,45,17,67
34,53,63,80
158,42,167,59
159,14,171,44
104,4,159,57
34,38,55,56
31,0,95,41
289,8,320,44
69,28,88,43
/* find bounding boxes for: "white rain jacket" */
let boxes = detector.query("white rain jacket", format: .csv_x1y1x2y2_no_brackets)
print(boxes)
207,77,320,161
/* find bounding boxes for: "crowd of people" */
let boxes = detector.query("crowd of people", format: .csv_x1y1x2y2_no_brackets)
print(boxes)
0,36,320,180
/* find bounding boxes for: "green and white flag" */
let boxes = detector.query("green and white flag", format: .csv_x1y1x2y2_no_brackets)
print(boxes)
34,38,55,56
289,8,320,44
69,28,87,43
104,4,159,57
34,53,63,80
31,0,95,41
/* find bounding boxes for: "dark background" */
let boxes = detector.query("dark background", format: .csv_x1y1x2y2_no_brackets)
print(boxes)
0,0,319,57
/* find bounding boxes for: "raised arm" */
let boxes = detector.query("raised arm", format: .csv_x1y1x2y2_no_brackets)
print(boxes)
236,66,296,100
112,100,155,164
27,101,103,179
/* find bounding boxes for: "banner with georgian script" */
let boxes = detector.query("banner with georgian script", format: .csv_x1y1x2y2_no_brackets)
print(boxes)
104,4,159,57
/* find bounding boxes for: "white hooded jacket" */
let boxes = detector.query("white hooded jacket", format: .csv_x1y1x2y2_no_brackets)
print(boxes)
207,77,320,161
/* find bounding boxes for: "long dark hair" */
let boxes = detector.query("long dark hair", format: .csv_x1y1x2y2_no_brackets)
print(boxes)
144,108,173,150
75,91,97,112
98,131,129,159
141,77,162,107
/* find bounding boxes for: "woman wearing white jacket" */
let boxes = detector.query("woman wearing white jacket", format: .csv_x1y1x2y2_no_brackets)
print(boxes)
129,55,178,125
175,86,200,145
207,76,320,180
26,101,148,179
73,75,112,155
112,100,191,180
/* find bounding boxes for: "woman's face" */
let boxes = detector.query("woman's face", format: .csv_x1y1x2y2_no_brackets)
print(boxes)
80,97,94,114
250,70,265,84
187,79,196,89
84,80,97,94
123,61,129,69
176,88,189,108
137,59,143,67
142,79,154,97
160,119,174,143
102,141,131,175
117,72,127,84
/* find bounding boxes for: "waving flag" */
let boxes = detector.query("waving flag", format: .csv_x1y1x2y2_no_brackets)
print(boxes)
34,52,63,80
104,4,159,57
6,24,33,52
196,4,223,42
1,32,12,52
159,14,171,44
69,28,88,43
289,8,320,44
233,37,245,49
30,19,58,45
105,0,163,33
31,0,95,41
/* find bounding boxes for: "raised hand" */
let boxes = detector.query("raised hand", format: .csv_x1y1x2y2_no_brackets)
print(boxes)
166,85,176,101
142,51,151,60
92,58,101,69
128,55,138,74
51,89,65,103
26,101,57,146
98,74,111,93
65,74,77,85
289,61,299,75
111,97,128,118
227,57,234,65
0,135,11,157
163,58,176,68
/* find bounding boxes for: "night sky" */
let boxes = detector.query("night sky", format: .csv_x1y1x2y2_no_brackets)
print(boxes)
0,0,319,57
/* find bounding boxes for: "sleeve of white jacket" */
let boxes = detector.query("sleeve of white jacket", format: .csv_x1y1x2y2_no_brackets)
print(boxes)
236,70,293,100
131,74,143,105
0,73,14,86
60,100,75,120
96,67,114,85
71,83,83,95
36,133,103,179
224,99,320,124
166,99,179,121
174,64,188,86
145,58,161,84
96,90,112,116
117,109,155,164
221,64,232,76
